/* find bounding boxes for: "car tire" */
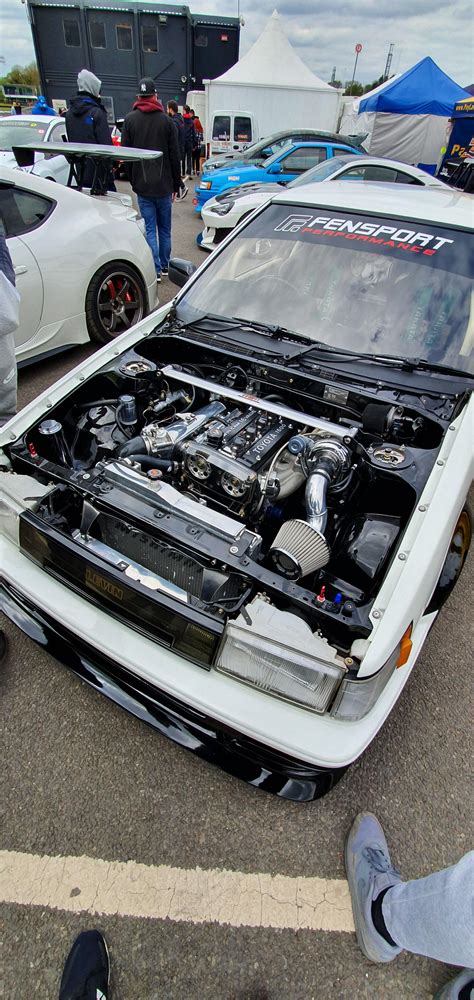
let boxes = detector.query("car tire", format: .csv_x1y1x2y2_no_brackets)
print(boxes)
85,262,147,344
426,502,472,613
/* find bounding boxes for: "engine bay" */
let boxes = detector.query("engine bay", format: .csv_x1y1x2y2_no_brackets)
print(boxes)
7,329,452,659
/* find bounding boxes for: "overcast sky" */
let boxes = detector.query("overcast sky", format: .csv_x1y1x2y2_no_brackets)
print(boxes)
1,0,472,85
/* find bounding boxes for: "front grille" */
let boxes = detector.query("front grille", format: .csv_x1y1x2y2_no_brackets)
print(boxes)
19,513,223,667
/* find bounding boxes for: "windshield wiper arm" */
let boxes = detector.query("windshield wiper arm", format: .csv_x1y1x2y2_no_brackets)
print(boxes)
284,342,436,370
401,358,473,379
286,343,473,379
231,316,300,340
175,311,246,332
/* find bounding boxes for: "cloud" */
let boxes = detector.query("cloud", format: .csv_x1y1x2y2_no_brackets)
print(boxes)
0,0,472,86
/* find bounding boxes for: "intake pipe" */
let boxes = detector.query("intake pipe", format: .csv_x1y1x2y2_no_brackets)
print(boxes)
269,437,351,580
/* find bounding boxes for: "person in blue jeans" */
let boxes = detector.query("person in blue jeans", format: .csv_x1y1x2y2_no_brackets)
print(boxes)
121,78,181,281
346,812,474,999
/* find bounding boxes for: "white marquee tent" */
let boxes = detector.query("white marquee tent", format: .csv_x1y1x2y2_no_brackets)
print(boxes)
204,11,342,134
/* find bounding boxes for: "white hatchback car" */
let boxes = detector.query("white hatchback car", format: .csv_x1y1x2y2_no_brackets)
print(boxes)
0,183,472,803
0,165,158,363
199,155,446,252
0,115,70,185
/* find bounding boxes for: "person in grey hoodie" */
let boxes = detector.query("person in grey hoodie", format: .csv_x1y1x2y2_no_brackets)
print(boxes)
65,69,114,188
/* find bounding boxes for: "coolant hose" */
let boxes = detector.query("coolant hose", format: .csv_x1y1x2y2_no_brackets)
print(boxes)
118,435,146,458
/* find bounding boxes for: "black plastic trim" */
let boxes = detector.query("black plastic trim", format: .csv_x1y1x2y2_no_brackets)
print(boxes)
0,580,347,802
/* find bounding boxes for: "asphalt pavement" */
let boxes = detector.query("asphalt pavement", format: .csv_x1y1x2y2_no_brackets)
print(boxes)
2,183,473,999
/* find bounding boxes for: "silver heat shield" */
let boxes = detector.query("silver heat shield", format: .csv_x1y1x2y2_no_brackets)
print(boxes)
269,519,330,579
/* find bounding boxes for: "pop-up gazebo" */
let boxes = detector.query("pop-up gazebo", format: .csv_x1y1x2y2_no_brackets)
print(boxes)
340,57,468,172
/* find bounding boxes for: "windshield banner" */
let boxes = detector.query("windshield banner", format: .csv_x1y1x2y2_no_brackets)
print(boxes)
244,204,472,278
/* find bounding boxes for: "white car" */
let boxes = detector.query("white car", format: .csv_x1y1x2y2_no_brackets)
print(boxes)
0,115,70,184
0,183,472,802
0,165,158,363
199,155,446,252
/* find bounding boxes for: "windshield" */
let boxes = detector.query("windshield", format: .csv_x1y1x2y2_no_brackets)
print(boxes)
0,121,48,151
177,202,474,375
289,156,357,187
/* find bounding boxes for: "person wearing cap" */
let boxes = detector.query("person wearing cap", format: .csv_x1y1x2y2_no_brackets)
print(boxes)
65,70,113,189
121,78,181,282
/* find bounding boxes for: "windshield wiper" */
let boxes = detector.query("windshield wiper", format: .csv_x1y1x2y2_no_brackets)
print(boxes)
174,311,245,332
231,315,298,339
284,342,473,378
401,358,473,379
282,341,410,366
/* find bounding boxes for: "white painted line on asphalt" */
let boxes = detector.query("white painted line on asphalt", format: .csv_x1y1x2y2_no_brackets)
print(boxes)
0,850,355,933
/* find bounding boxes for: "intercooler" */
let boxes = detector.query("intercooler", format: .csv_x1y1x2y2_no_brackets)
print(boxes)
98,514,249,609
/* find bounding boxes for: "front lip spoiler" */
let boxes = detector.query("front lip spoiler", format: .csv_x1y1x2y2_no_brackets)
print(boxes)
1,581,347,803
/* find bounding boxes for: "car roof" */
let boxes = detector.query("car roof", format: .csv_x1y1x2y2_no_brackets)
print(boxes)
271,180,473,229
303,155,446,183
0,114,58,125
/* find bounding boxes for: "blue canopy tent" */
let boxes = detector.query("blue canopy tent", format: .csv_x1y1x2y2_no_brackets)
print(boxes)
353,57,468,173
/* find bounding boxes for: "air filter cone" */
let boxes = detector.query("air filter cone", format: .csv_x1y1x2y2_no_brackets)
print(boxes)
269,519,330,579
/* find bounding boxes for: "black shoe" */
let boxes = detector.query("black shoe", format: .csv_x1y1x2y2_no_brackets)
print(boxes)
59,930,109,1000
0,629,6,662
161,268,169,277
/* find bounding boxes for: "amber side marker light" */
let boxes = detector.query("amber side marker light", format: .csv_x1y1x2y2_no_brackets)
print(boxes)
396,623,413,667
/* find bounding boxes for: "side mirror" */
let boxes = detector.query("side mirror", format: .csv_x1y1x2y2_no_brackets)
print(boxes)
267,162,282,175
169,258,197,288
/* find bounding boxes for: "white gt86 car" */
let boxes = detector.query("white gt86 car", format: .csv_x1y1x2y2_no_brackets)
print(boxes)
1,165,157,363
0,183,472,802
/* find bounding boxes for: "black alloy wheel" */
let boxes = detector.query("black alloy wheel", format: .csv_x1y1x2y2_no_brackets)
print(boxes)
86,262,147,344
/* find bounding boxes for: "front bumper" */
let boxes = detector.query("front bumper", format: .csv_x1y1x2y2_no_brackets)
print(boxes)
197,225,231,252
194,187,216,213
1,580,346,802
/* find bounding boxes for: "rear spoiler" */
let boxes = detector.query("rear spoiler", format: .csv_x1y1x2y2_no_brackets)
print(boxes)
12,142,162,195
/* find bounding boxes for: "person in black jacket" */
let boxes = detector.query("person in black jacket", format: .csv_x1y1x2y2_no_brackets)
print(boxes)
121,79,181,281
167,101,188,199
65,69,114,189
182,105,195,178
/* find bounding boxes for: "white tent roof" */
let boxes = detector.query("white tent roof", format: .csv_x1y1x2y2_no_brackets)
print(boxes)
213,10,334,92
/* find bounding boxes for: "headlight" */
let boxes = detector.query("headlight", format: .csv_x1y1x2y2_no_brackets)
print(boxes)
208,201,233,216
200,181,213,190
216,623,346,714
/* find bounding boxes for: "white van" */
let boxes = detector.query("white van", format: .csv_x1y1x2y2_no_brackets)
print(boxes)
209,110,256,156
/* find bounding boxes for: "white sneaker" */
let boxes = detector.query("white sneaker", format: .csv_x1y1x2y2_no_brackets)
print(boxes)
176,185,189,201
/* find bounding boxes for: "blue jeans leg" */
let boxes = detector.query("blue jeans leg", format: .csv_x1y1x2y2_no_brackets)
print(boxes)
382,851,474,966
155,194,172,271
137,195,160,274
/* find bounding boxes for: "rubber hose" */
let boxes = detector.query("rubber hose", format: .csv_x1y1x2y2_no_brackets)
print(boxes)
118,435,146,457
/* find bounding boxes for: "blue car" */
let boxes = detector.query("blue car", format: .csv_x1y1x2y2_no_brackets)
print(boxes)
194,140,363,213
